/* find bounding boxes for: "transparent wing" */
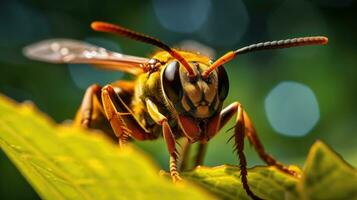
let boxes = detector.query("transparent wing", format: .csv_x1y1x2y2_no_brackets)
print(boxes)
23,39,149,75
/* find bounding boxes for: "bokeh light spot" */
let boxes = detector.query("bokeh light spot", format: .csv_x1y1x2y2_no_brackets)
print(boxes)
265,81,320,137
197,0,249,47
152,0,211,33
68,37,124,90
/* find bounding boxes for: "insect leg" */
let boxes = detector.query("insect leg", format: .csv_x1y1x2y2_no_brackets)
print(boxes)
179,139,191,171
179,141,207,170
228,103,261,200
179,141,207,171
163,121,181,182
194,142,207,167
76,84,102,128
74,84,126,141
219,102,298,175
182,103,236,170
146,98,181,182
242,111,298,177
101,85,155,146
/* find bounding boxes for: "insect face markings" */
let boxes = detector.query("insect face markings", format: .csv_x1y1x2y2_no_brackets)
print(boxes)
162,61,229,119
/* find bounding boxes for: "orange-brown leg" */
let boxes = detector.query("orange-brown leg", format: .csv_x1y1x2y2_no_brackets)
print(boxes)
233,104,262,200
217,102,302,199
219,102,297,177
194,142,207,167
146,98,181,182
74,84,122,141
179,141,207,171
179,139,191,171
242,111,298,177
78,84,102,128
101,85,156,146
162,120,181,182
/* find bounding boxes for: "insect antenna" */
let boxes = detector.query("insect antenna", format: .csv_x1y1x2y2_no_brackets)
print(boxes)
91,21,197,78
202,36,328,78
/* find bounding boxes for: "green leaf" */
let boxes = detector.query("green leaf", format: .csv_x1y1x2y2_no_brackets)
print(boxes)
183,142,357,200
1,94,356,200
302,141,357,200
183,165,301,200
0,95,214,200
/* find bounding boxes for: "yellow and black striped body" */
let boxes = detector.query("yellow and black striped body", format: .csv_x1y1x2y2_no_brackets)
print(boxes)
130,50,229,141
74,50,229,143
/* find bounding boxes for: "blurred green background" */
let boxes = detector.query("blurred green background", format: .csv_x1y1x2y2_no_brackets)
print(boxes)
1,0,356,199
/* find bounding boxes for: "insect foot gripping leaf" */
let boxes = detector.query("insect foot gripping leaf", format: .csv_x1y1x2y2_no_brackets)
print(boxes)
0,95,214,200
183,142,357,200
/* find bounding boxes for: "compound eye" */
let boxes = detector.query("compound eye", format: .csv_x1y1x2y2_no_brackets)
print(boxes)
163,61,183,103
217,66,229,100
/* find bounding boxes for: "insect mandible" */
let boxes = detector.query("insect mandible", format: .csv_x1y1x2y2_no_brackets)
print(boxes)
24,21,328,200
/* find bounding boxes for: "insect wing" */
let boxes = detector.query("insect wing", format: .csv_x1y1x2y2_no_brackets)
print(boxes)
23,39,149,75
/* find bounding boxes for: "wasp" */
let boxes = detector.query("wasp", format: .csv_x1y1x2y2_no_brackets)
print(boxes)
24,21,328,200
